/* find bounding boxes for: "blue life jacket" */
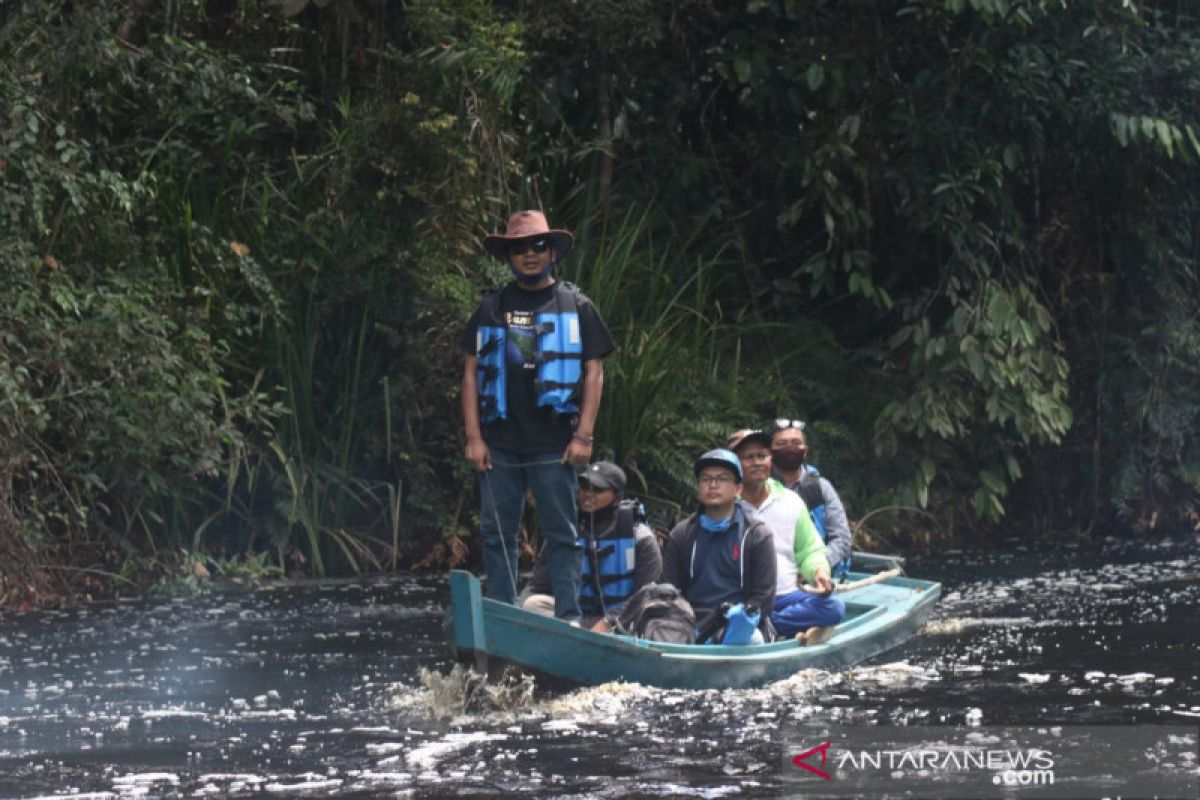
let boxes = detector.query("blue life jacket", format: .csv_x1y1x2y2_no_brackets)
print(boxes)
579,500,643,615
474,282,584,425
796,465,851,578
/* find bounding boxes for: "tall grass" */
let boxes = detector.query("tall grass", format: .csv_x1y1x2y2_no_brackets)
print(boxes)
558,204,792,515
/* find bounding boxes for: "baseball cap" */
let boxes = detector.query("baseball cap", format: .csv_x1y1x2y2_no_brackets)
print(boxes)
579,461,626,494
693,448,743,482
725,429,772,453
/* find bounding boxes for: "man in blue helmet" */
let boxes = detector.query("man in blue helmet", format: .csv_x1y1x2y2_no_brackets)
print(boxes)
459,211,615,623
660,449,777,642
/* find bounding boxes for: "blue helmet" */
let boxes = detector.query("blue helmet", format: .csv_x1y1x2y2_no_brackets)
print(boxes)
693,448,743,482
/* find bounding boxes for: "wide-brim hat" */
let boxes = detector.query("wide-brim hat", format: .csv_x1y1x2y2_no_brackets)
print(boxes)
693,448,743,482
726,429,772,453
483,210,574,261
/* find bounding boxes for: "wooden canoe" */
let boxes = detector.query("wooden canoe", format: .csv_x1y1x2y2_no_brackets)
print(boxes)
445,566,940,690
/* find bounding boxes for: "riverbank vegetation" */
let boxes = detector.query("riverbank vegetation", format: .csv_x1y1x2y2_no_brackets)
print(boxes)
2,0,1198,603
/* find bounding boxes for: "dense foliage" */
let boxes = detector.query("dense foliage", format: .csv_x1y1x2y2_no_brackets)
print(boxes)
1,0,1198,599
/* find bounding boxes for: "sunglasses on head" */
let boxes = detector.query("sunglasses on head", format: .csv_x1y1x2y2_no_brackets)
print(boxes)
508,238,550,256
773,418,806,431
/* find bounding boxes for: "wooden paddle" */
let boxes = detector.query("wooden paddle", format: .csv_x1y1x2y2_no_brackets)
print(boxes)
799,567,903,595
794,567,905,645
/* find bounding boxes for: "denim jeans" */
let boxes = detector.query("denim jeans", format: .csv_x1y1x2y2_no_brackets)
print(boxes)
478,449,581,621
770,589,846,637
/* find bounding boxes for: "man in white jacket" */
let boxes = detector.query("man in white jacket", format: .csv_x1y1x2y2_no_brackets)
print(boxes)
727,429,844,643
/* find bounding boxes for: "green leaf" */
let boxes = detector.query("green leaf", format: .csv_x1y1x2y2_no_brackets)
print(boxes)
1004,455,1023,480
1155,119,1175,157
979,468,1006,495
806,63,825,91
919,457,936,484
734,57,753,84
1002,144,1019,171
1186,125,1200,157
276,0,309,15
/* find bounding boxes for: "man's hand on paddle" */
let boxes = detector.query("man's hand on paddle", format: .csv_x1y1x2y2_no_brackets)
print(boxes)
810,568,835,596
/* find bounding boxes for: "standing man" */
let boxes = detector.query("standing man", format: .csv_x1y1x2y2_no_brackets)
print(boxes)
768,419,853,577
727,429,844,642
460,211,615,622
521,461,662,624
660,449,777,642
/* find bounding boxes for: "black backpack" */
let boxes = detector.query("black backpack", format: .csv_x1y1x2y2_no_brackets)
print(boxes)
611,583,697,644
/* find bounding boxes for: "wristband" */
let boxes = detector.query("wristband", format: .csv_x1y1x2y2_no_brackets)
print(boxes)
572,433,594,445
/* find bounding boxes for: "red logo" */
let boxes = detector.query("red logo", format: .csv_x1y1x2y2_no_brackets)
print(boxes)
732,543,740,560
791,741,833,780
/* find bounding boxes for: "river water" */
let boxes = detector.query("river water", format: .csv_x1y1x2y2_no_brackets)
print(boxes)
0,535,1196,798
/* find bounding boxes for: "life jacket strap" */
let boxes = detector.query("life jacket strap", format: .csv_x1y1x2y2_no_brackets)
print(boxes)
534,350,580,363
535,380,579,392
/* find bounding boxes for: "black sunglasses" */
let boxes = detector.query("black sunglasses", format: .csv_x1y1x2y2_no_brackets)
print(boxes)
508,238,550,256
772,418,806,431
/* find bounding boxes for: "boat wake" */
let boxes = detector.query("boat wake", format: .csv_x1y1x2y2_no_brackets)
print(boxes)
389,665,535,720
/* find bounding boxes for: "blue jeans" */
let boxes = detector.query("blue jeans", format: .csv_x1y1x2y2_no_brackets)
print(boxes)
478,449,581,621
770,590,846,637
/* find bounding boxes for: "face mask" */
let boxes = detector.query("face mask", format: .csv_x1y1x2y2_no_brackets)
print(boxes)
771,448,805,470
580,501,617,530
699,513,733,533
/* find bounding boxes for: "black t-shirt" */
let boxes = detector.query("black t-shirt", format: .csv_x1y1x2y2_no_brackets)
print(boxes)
460,281,614,454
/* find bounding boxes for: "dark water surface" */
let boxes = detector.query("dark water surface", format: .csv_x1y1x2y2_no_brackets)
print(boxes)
0,536,1196,798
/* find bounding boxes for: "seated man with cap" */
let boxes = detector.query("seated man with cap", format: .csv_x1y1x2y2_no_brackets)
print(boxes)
521,461,662,627
727,429,845,644
660,449,777,643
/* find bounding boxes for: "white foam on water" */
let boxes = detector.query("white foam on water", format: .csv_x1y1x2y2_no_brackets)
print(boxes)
112,772,180,786
197,772,267,783
844,661,941,687
539,680,659,719
242,708,298,720
346,769,414,787
1116,672,1156,685
540,719,580,732
652,782,745,797
1018,673,1051,684
263,775,343,793
922,616,1036,635
405,731,508,771
139,708,208,720
763,667,843,697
